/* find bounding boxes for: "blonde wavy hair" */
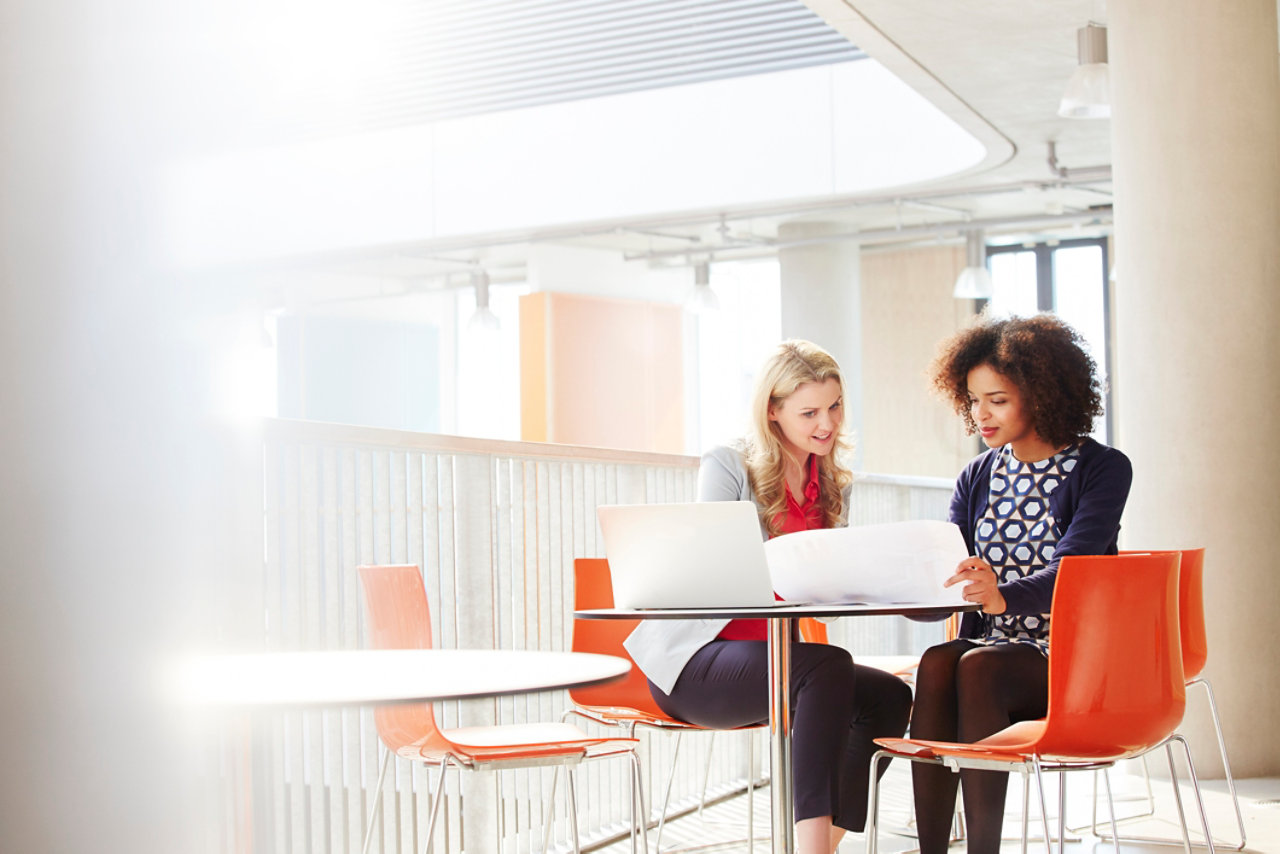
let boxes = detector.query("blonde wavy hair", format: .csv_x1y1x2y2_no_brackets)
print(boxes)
743,340,853,537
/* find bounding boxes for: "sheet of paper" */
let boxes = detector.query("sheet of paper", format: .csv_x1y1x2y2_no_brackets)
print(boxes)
764,519,970,605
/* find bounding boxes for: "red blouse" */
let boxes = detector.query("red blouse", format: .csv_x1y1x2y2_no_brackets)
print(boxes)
717,454,825,641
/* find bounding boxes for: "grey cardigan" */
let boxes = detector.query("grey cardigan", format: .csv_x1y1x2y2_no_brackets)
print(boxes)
622,444,852,692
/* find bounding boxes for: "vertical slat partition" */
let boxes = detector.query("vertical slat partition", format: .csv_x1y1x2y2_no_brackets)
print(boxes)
248,419,951,852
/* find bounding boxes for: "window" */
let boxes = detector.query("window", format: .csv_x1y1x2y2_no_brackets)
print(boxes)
985,238,1112,442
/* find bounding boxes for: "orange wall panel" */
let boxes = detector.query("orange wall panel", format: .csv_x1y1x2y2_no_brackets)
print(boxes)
520,291,684,453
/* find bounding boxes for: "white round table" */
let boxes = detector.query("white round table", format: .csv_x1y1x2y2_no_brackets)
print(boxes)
167,649,631,707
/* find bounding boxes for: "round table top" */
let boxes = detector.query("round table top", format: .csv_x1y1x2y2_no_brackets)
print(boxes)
168,649,631,708
575,600,979,620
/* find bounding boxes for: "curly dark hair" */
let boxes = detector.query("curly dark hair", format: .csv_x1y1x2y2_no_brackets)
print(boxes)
928,313,1104,448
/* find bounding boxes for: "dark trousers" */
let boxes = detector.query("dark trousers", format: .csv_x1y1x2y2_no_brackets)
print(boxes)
649,639,913,832
909,639,1050,854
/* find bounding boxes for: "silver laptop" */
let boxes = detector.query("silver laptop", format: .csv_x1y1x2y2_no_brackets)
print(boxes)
597,501,781,609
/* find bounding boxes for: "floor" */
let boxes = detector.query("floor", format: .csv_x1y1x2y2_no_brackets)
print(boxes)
594,762,1280,853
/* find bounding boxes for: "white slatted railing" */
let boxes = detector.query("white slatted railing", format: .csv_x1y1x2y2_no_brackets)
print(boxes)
239,419,952,853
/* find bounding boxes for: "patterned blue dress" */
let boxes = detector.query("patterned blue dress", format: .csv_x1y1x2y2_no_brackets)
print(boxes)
972,444,1082,654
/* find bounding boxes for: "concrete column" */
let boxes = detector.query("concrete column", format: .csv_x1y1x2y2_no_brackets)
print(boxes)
1110,0,1280,777
777,222,864,468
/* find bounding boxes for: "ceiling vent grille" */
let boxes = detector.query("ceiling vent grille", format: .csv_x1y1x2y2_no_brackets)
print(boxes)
249,0,862,142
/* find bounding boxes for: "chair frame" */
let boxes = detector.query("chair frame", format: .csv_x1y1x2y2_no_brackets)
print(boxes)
863,553,1205,854
564,557,771,854
356,563,648,854
1080,548,1246,852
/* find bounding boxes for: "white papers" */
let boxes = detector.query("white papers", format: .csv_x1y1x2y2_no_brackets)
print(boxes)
764,519,970,606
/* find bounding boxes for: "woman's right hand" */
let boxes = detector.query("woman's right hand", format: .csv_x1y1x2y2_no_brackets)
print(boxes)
944,557,1007,614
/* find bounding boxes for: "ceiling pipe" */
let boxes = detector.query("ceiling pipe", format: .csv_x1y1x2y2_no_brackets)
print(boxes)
1047,140,1111,181
622,207,1112,264
254,170,1115,276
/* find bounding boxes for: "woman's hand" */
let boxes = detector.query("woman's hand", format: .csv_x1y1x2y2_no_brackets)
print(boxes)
944,557,1007,614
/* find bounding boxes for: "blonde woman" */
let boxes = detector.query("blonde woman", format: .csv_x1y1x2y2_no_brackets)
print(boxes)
625,340,912,854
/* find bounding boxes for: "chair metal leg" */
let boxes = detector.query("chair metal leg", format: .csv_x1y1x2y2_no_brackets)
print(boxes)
1164,739,1195,854
1091,679,1245,852
628,750,651,854
543,765,562,854
1087,755,1156,831
1136,754,1158,817
1172,734,1217,854
422,756,454,854
1195,678,1247,850
1094,735,1222,853
1101,767,1122,854
864,749,891,854
952,788,966,843
1056,770,1068,854
1020,770,1030,854
567,766,582,854
653,731,684,852
361,747,393,854
1031,758,1053,854
746,732,755,853
696,732,716,818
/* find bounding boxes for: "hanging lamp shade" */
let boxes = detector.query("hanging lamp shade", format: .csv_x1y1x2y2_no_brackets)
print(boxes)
467,269,500,332
684,262,719,314
1059,23,1111,119
953,231,993,299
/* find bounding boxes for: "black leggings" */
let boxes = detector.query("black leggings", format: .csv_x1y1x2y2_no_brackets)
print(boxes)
909,639,1049,854
649,640,913,832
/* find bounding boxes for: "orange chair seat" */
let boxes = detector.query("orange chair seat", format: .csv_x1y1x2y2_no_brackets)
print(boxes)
877,720,1051,764
380,712,638,764
571,702,684,725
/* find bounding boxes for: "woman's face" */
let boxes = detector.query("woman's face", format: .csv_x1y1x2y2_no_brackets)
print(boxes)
966,363,1041,454
769,377,843,460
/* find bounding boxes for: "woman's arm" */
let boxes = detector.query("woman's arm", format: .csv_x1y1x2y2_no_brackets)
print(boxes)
998,447,1134,616
697,445,750,503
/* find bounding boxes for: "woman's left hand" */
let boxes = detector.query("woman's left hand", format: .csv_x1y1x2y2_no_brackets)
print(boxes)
944,557,1007,614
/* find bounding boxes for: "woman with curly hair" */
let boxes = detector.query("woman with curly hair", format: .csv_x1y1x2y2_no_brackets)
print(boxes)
625,340,913,854
909,313,1133,854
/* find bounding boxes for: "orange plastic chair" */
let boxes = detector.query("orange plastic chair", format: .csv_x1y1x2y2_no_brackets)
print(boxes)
1085,548,1244,851
864,552,1201,854
567,558,773,851
356,564,646,854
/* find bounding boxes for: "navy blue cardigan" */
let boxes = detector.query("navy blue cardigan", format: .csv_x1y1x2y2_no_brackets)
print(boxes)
951,438,1133,639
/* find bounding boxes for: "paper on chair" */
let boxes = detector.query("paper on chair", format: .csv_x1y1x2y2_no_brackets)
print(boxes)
764,519,970,605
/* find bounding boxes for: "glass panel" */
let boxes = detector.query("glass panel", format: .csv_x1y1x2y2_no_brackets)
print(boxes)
1052,245,1105,365
987,250,1038,317
1052,244,1108,442
456,283,527,440
695,259,782,450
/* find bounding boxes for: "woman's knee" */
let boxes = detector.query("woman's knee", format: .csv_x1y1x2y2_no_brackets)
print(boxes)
795,644,856,702
857,665,913,732
914,640,967,693
954,645,1032,697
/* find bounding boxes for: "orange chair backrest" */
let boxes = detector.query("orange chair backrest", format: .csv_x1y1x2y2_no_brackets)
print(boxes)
1121,548,1207,682
569,558,671,717
358,564,450,756
1036,552,1185,761
797,617,828,644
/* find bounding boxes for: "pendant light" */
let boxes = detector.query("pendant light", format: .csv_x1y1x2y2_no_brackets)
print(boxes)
1059,22,1110,119
953,230,993,299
